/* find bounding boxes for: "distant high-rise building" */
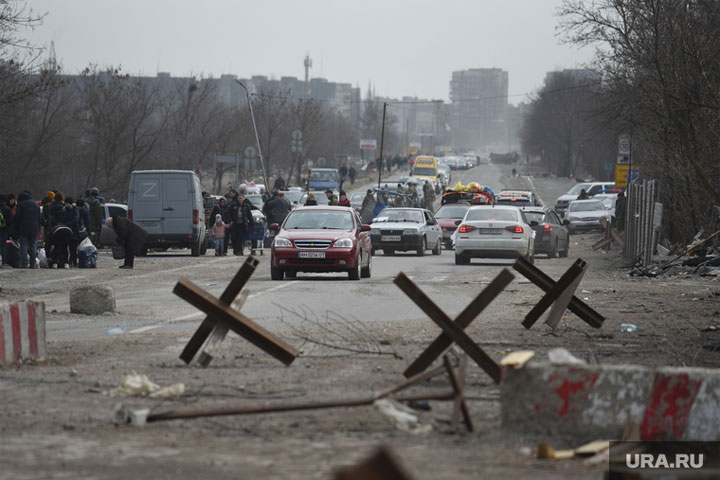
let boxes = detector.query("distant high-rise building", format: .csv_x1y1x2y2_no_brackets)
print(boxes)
449,68,508,152
544,68,600,87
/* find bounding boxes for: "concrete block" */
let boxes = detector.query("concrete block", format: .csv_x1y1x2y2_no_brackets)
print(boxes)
70,285,115,315
0,301,46,365
501,361,720,442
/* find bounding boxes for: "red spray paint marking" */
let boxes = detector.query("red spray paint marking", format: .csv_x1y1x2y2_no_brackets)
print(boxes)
548,371,599,417
641,373,702,440
27,303,37,356
10,303,20,359
0,309,5,363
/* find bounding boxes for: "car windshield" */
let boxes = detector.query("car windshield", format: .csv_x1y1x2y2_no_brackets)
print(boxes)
567,184,590,195
466,209,518,222
434,205,471,219
373,209,424,223
522,211,546,223
283,191,304,203
351,193,364,203
413,167,436,176
310,171,339,182
496,198,532,206
569,201,605,212
284,210,354,230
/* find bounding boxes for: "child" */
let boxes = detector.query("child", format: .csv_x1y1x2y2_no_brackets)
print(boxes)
211,214,229,256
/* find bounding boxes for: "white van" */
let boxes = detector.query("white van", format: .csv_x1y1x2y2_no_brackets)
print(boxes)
128,170,207,256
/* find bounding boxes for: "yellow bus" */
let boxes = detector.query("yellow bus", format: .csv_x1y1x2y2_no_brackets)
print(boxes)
412,155,439,183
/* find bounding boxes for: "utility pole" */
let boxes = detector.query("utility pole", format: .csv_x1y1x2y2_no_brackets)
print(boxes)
304,55,312,101
235,80,269,191
377,102,387,189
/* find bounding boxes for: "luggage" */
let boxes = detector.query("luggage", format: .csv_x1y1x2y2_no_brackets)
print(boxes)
112,245,126,260
6,239,20,268
78,250,97,268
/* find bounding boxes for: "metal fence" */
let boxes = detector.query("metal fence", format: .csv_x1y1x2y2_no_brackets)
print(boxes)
623,180,662,267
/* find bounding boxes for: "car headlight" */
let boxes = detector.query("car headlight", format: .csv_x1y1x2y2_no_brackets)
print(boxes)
274,237,292,247
333,238,354,248
402,229,418,235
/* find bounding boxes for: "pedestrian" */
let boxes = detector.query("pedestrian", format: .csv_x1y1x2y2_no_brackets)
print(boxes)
325,189,338,206
348,165,356,185
359,189,376,224
423,181,436,210
61,197,80,267
0,194,12,268
75,198,91,240
6,193,16,216
407,183,418,207
272,175,286,192
202,191,212,229
49,191,65,226
48,222,73,269
577,189,589,200
338,191,351,207
615,191,627,232
13,191,41,269
234,193,255,255
211,214,229,256
304,193,318,206
88,187,103,245
106,216,149,269
227,190,241,255
264,190,292,225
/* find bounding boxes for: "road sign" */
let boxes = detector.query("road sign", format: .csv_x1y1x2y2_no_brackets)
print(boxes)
244,146,256,159
618,134,631,155
604,162,613,171
615,164,630,188
291,129,302,141
360,139,377,150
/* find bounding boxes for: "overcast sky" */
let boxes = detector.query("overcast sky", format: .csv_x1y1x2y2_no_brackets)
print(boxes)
23,0,592,104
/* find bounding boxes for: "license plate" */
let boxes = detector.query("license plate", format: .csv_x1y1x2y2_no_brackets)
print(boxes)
381,235,401,242
479,228,502,235
298,251,325,259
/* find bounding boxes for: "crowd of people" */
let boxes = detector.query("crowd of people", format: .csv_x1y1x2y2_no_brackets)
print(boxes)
0,188,105,269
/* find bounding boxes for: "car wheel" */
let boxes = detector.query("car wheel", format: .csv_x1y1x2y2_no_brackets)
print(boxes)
348,255,361,280
432,238,441,255
417,237,426,256
285,270,297,279
549,239,558,258
455,253,469,265
200,236,208,256
560,238,569,258
568,225,575,235
270,266,284,280
361,253,372,278
384,248,394,256
190,240,201,257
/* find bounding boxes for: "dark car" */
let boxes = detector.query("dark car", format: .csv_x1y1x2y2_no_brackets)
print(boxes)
520,206,569,258
433,203,472,249
270,206,372,280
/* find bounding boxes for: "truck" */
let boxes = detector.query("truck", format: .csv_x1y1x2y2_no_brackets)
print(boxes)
308,168,341,192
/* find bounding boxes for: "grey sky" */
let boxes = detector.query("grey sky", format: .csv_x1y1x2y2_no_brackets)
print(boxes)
24,0,591,104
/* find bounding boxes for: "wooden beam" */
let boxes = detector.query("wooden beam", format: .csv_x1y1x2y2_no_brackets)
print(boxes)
521,260,587,329
173,277,299,366
403,269,514,378
394,273,501,384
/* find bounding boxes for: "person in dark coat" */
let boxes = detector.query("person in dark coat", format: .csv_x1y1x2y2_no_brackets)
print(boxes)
263,191,292,225
13,191,41,268
0,194,12,268
615,191,627,232
48,223,73,268
227,190,242,255
106,215,149,269
359,190,376,224
232,194,255,255
75,198,91,239
61,197,80,267
304,193,318,206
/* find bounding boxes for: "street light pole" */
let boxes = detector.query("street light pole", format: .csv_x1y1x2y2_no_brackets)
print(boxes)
235,79,270,192
377,101,387,189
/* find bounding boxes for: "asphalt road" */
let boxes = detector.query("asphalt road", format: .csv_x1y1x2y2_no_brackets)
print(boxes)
8,161,572,344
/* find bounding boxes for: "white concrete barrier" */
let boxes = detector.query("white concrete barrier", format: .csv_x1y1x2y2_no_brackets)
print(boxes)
0,301,46,365
501,361,720,441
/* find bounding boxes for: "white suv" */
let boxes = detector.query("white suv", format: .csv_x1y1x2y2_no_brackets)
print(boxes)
555,182,616,213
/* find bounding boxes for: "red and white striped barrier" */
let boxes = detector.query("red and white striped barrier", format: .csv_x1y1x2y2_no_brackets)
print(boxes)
501,361,720,441
0,301,46,365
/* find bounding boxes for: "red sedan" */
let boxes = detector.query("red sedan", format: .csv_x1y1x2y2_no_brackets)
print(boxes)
269,206,372,280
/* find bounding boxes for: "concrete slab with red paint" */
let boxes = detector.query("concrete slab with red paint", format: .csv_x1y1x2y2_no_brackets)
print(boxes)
501,361,720,441
0,301,46,365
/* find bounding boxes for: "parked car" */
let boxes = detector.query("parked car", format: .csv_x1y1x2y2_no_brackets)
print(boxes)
99,203,128,246
454,206,535,265
520,206,569,258
555,182,616,213
433,203,473,250
495,193,533,207
269,206,372,280
283,190,305,208
244,193,265,211
594,193,618,219
350,193,365,211
564,199,610,234
370,207,442,256
499,189,540,206
127,170,208,256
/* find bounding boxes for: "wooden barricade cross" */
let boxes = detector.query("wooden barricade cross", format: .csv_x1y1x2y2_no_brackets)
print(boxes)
512,256,604,330
176,257,299,366
394,269,516,384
